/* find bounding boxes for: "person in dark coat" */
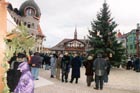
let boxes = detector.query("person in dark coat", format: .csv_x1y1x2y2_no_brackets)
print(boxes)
103,57,111,83
93,53,107,90
44,53,50,70
134,57,140,72
30,52,42,80
70,54,81,84
126,57,132,70
7,53,34,93
83,55,94,86
61,52,70,83
8,52,17,65
7,53,22,92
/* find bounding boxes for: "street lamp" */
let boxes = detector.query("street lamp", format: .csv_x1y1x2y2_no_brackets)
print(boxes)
136,23,140,57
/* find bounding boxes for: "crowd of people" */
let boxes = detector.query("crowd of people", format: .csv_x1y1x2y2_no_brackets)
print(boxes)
6,51,115,92
126,55,140,72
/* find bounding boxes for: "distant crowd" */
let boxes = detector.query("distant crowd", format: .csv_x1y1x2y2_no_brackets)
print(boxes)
8,51,140,93
126,55,140,72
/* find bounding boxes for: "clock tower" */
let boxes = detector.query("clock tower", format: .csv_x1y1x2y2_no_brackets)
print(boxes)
7,0,45,52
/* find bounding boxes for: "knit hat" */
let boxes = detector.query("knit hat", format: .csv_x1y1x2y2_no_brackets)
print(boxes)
17,53,26,58
87,56,93,60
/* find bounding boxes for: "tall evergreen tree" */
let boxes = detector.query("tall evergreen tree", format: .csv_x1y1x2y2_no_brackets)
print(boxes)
88,2,126,66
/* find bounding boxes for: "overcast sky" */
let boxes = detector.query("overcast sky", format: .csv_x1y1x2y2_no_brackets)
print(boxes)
7,0,140,47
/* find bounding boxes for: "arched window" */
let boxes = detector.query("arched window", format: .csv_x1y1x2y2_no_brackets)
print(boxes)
27,24,31,28
25,7,36,16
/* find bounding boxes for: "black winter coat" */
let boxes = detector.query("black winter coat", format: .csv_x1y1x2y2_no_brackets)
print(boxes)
7,61,22,92
83,60,94,76
71,56,81,78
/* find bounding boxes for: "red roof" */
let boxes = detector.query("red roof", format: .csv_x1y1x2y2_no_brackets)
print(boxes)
37,25,45,37
117,31,123,38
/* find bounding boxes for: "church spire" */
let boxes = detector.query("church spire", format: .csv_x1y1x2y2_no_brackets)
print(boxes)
104,0,106,3
74,27,77,39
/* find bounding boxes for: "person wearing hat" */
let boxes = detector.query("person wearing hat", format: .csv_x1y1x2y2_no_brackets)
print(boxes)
7,53,34,93
83,55,94,87
93,53,107,90
70,53,81,84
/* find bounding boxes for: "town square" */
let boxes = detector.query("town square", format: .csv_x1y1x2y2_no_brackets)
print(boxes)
0,0,140,93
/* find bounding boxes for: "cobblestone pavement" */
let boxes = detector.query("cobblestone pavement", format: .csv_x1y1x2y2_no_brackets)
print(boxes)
35,67,140,93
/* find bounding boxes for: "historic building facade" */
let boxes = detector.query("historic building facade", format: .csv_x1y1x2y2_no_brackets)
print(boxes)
7,0,45,52
50,28,92,54
126,29,136,56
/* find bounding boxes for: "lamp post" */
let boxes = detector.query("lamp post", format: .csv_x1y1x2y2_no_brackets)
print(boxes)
136,23,140,57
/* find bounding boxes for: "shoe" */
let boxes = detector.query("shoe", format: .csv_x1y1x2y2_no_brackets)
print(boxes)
87,84,91,87
36,78,39,80
69,81,73,83
65,80,68,83
94,87,99,90
50,75,54,78
62,80,64,82
100,88,103,90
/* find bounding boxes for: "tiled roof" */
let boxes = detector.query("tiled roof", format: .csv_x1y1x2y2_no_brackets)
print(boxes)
117,32,123,38
19,0,41,17
50,39,71,51
50,39,86,51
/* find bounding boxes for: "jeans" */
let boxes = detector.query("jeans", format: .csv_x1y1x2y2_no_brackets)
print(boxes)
51,66,56,76
45,64,50,70
31,67,39,80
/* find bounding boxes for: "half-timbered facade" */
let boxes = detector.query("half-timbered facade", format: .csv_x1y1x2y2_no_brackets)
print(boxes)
50,28,91,54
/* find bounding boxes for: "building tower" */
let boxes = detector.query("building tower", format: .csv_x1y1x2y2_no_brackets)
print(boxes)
74,27,77,39
7,0,45,52
0,0,8,91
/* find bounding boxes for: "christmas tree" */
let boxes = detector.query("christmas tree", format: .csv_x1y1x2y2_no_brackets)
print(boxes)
88,2,126,66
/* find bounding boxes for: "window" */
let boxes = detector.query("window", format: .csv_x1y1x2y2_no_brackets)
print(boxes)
19,21,21,26
27,24,31,28
16,19,19,24
130,45,133,49
25,7,35,16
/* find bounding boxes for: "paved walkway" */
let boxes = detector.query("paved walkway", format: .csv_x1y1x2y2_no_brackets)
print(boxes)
34,67,140,93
